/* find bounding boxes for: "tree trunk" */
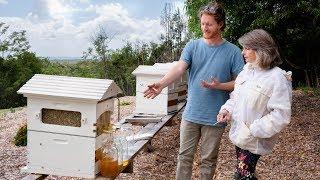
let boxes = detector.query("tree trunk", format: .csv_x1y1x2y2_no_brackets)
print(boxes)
101,54,108,79
304,70,311,87
314,68,319,88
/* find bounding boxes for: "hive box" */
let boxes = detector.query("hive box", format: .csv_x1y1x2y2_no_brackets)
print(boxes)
17,74,122,178
132,65,178,115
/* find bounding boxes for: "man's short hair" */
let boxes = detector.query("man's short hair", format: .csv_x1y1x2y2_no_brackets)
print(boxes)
198,1,226,31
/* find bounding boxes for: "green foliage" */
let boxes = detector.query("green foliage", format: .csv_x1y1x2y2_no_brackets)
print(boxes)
0,52,42,108
71,3,190,95
41,59,104,78
0,22,31,58
0,22,43,108
14,124,27,146
296,86,320,97
106,41,160,95
0,107,22,118
44,42,150,96
186,0,320,43
160,3,190,62
119,101,131,106
83,26,113,79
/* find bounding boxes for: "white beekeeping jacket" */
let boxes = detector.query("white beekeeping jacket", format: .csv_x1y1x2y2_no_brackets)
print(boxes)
220,63,292,155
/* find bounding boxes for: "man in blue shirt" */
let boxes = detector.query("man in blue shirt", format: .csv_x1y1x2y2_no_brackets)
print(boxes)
144,2,244,180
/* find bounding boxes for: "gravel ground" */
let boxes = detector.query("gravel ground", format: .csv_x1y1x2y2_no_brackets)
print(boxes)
0,93,319,180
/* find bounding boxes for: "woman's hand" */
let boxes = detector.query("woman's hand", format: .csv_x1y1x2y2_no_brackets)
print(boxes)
217,109,231,122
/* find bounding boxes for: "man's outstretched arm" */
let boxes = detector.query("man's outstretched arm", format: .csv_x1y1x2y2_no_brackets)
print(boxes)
144,60,188,99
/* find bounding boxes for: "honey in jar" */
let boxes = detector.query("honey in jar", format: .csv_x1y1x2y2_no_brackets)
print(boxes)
100,155,119,177
99,131,119,178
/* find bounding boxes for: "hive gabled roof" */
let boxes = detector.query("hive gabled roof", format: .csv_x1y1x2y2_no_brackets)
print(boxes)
154,62,177,67
17,74,122,101
132,65,169,76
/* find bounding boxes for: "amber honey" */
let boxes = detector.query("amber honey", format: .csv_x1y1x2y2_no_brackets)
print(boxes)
100,156,119,178
95,148,102,162
122,160,129,167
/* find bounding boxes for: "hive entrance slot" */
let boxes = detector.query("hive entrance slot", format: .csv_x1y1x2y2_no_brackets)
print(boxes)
41,108,81,127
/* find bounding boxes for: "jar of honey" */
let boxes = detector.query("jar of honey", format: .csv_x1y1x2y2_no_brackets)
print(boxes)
99,132,119,178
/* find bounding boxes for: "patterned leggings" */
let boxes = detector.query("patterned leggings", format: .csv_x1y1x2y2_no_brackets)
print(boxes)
234,146,261,180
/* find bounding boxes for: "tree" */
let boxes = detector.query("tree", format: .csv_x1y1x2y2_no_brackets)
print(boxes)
107,41,153,96
83,26,115,79
0,22,30,58
160,3,189,62
0,52,42,108
0,22,42,108
185,0,320,87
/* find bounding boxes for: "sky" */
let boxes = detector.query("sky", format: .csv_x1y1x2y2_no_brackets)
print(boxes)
0,0,185,58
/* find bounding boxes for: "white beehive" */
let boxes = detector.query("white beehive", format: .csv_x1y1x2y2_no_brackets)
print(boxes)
132,65,178,115
153,62,188,102
17,74,122,178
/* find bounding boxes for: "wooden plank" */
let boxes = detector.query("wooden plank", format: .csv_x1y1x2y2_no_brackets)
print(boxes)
132,113,162,118
125,115,162,125
22,174,48,180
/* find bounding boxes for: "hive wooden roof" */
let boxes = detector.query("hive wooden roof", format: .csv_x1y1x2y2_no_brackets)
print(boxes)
17,74,122,101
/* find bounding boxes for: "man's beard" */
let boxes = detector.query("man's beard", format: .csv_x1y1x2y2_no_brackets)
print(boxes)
203,31,219,39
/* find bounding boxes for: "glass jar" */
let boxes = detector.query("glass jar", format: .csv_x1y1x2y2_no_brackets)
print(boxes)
119,123,135,165
114,135,126,167
99,132,119,178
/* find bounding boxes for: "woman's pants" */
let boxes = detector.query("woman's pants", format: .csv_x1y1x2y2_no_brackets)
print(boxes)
234,146,261,180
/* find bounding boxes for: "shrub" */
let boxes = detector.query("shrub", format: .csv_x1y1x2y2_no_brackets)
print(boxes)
120,101,131,106
14,124,27,146
296,87,320,97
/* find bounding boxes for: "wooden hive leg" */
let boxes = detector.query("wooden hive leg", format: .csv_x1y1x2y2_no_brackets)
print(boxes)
122,161,134,173
145,140,154,153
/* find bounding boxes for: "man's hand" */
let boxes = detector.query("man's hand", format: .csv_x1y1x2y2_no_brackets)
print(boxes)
201,77,221,89
217,109,231,122
143,83,163,99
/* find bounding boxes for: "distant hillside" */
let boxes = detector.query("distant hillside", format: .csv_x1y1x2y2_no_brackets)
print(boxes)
40,56,85,64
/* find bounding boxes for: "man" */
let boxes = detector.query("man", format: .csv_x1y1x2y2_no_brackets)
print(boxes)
144,2,244,180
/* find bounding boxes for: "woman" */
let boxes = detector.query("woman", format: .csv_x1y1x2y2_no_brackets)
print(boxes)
217,29,292,179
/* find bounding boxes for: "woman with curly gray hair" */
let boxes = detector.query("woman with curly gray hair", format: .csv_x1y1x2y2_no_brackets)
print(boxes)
217,29,292,179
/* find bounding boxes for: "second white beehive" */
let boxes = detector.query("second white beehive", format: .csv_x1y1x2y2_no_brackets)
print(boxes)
132,65,178,115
